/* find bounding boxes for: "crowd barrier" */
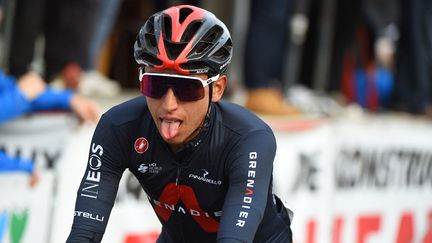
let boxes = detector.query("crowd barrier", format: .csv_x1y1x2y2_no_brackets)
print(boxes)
0,113,431,243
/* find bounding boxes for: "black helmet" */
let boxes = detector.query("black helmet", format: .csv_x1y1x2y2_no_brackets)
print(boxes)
134,5,233,76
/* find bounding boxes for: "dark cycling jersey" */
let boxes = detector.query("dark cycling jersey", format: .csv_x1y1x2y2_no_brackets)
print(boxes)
67,97,292,243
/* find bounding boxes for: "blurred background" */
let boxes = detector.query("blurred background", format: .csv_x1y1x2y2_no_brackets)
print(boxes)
0,0,431,242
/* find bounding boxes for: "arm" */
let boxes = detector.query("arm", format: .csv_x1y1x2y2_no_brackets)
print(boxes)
67,115,126,242
0,71,99,123
217,130,277,243
0,72,33,122
0,70,99,123
30,88,74,111
31,88,100,123
0,85,31,123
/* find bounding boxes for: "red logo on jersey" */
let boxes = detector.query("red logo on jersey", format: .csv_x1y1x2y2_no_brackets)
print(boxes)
151,183,220,232
134,137,149,154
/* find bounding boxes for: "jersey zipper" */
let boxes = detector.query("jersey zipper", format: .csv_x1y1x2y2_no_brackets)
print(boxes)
175,167,181,186
175,166,185,242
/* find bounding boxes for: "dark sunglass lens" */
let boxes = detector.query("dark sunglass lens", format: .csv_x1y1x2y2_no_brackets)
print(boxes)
141,75,167,98
175,79,204,101
141,74,205,101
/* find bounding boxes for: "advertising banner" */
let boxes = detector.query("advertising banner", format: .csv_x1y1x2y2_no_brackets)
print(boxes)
2,112,431,243
274,117,432,243
0,113,77,243
50,126,161,243
0,173,54,243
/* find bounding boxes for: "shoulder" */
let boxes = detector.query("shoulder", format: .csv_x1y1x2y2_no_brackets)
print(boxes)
91,96,151,157
0,71,17,91
214,102,277,172
102,96,149,126
214,101,273,136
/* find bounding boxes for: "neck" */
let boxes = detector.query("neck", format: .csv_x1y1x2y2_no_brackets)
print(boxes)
169,105,212,153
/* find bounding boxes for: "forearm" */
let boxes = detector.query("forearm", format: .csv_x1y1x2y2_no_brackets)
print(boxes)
68,115,126,241
67,227,104,243
30,88,73,111
0,87,32,123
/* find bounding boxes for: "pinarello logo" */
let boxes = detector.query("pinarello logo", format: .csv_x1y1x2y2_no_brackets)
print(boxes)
134,137,149,154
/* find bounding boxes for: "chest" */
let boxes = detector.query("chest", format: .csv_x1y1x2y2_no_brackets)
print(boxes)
128,141,229,209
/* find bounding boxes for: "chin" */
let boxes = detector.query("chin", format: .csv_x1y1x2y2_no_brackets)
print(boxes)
163,136,183,145
164,138,184,152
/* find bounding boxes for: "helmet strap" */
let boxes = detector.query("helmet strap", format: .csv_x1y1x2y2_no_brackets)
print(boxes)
208,83,213,107
206,83,214,115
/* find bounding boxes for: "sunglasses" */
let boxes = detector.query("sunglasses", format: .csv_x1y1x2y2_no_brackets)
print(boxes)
139,68,220,101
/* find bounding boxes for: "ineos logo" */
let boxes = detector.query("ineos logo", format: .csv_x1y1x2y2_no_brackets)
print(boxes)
81,143,104,199
88,154,102,170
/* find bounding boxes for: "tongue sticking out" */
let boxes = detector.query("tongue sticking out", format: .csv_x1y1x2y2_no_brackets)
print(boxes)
160,120,181,140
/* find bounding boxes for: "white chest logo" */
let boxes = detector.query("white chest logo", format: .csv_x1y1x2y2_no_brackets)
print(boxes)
138,163,162,174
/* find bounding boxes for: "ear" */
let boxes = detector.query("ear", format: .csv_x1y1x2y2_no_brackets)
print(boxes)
211,75,227,102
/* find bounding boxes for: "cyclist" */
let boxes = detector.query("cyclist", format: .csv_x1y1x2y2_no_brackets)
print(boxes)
67,5,293,242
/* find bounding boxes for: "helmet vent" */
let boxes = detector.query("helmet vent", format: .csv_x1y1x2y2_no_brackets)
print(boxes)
162,15,172,40
163,40,187,60
180,61,208,71
179,7,193,24
181,21,202,42
188,42,211,58
213,39,232,60
213,48,229,61
195,42,211,54
202,26,223,43
145,16,155,33
144,33,157,49
140,53,163,66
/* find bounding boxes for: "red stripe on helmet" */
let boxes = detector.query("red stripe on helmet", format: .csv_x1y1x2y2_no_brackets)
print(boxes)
164,5,206,42
156,31,190,74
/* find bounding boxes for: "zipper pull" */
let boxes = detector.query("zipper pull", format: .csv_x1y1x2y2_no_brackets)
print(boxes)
176,167,181,186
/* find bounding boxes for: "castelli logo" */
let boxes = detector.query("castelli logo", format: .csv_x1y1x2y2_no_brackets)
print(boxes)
134,137,149,154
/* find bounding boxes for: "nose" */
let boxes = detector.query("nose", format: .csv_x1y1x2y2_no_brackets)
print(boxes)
160,88,179,111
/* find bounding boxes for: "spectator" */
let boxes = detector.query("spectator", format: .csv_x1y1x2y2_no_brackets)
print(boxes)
393,0,432,114
79,0,122,97
7,0,120,95
0,70,100,186
0,71,100,123
243,0,299,116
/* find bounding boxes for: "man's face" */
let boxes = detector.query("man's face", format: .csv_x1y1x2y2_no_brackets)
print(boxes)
144,67,213,151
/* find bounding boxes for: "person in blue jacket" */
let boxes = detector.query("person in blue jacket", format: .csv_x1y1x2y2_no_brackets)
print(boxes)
0,70,100,186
